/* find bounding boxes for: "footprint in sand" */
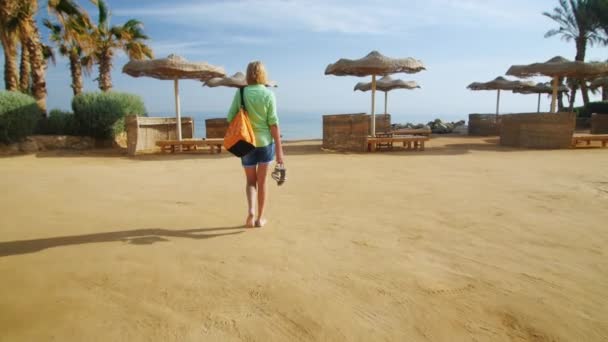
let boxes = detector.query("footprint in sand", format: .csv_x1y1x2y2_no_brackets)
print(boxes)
497,311,556,342
415,272,476,296
595,182,608,196
351,240,373,248
419,283,476,295
248,287,270,304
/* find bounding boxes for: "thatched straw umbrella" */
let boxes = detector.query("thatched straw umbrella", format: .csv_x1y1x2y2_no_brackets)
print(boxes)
325,51,425,136
354,76,420,117
203,72,278,88
513,82,569,113
590,77,608,100
467,76,533,115
123,54,225,141
506,56,608,113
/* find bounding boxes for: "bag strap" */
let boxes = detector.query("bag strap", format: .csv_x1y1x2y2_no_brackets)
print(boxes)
240,87,247,111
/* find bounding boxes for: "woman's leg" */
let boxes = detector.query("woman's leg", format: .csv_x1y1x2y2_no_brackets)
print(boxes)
255,163,271,227
244,167,257,227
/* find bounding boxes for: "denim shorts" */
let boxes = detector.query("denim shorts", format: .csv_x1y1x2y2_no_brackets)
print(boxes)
241,143,275,168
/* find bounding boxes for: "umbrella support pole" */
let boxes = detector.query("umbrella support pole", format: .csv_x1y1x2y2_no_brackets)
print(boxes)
537,93,541,113
384,92,388,116
551,76,558,113
371,75,376,137
174,79,183,149
496,89,501,115
384,92,388,132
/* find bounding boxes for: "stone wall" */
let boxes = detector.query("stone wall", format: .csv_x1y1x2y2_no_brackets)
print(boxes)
323,113,368,152
499,112,576,149
205,118,229,138
0,135,96,155
591,114,608,134
374,114,392,134
322,113,391,152
468,114,500,136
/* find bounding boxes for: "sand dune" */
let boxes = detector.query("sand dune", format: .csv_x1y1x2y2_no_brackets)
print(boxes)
1,136,607,341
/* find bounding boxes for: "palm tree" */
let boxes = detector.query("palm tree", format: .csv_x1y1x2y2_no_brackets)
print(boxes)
543,0,603,106
45,0,92,96
7,0,48,112
0,0,19,91
90,0,153,92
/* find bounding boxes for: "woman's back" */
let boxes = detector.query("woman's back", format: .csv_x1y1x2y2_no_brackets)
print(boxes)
227,84,278,147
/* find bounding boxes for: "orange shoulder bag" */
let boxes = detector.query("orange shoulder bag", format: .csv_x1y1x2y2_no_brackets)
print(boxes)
224,88,256,157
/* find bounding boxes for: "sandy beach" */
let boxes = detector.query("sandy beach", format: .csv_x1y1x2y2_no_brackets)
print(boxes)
1,136,607,341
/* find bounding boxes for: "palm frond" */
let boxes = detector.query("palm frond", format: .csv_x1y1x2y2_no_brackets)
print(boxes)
41,44,56,65
96,0,109,29
122,19,142,30
42,19,62,35
48,0,81,17
81,54,94,76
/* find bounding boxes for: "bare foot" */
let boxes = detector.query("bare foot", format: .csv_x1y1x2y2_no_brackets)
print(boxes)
255,218,267,228
245,214,255,228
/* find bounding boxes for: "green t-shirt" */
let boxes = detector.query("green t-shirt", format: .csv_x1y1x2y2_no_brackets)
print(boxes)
227,84,279,148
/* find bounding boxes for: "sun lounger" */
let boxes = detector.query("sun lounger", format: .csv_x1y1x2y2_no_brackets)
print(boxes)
571,134,608,148
156,138,224,153
366,135,429,152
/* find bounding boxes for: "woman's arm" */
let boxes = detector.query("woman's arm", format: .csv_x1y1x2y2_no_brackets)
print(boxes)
270,124,284,164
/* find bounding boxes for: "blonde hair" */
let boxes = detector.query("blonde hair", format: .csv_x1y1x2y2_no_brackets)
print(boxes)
246,61,268,85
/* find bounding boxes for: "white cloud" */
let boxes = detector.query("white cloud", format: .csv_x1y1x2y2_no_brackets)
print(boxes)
116,0,553,35
116,0,404,34
149,41,226,58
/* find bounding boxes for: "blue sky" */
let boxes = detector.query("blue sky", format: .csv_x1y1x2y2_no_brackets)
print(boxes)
2,0,607,121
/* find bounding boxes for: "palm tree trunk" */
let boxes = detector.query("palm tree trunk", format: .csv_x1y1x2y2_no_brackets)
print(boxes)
19,42,30,93
0,0,19,91
1,35,19,91
21,17,47,113
98,48,113,92
568,85,577,112
69,52,83,96
575,37,590,106
580,82,590,105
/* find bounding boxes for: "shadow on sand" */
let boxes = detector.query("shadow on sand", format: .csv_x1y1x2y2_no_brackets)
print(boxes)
0,226,245,258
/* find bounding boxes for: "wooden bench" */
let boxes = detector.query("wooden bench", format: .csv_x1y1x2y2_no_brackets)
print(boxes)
156,138,224,153
366,135,429,152
571,134,608,148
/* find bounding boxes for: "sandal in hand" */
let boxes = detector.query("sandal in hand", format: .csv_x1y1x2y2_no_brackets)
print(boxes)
271,163,287,186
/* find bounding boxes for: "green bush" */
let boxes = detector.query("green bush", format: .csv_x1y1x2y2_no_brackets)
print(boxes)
573,106,590,118
0,91,43,143
586,101,608,115
35,109,81,135
72,92,146,139
574,101,608,118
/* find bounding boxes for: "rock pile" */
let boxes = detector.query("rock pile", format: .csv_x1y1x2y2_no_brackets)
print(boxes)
392,119,466,134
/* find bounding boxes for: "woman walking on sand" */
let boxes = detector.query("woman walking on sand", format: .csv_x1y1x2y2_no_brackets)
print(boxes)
227,61,285,228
